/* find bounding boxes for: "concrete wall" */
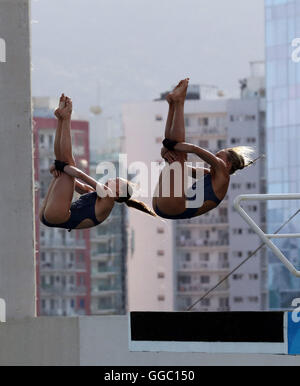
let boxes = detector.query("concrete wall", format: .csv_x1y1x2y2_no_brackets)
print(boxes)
0,318,79,366
0,0,36,319
1,316,300,366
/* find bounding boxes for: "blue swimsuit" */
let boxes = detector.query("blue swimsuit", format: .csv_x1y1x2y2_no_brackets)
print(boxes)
154,174,222,220
42,192,101,232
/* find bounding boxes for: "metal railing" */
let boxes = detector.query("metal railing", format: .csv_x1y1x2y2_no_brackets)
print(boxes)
178,262,229,271
234,194,300,278
40,239,86,248
176,239,229,247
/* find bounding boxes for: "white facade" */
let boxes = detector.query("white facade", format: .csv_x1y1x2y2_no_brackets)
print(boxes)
123,102,175,311
227,98,267,310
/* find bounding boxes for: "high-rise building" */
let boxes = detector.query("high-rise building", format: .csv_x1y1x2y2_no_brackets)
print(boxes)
123,101,175,311
89,149,128,315
265,0,300,309
227,62,268,311
123,68,267,312
33,97,91,316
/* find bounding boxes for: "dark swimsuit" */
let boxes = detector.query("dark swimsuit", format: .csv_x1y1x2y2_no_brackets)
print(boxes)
154,173,222,220
41,192,101,232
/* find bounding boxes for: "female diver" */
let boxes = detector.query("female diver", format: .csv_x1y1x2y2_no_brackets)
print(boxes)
40,94,156,232
152,78,262,220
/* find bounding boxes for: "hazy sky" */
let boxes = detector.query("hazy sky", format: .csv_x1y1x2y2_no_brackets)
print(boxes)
31,0,265,119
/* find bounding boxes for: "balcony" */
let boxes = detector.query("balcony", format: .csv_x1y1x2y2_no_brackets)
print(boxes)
40,239,86,249
177,262,230,272
176,216,228,227
91,285,121,295
187,127,227,137
40,284,87,295
91,253,115,262
177,282,229,294
90,234,112,244
40,262,87,272
91,267,118,278
176,239,229,248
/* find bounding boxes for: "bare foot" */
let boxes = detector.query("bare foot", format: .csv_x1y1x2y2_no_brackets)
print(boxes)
55,94,66,120
166,80,183,104
168,78,189,103
60,96,72,120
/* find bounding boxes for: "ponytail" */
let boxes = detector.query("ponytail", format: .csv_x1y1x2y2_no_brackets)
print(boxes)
115,179,157,217
125,199,157,217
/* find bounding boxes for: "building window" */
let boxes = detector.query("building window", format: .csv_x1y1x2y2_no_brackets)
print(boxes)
233,251,243,258
248,205,257,212
79,299,85,309
199,253,209,261
79,275,86,286
184,117,190,127
157,250,165,256
248,296,259,303
245,115,256,121
97,262,106,272
158,272,165,279
98,297,113,310
48,134,54,147
201,298,210,307
234,297,243,303
158,295,165,301
157,227,165,234
217,139,226,150
233,274,243,280
184,253,191,262
198,117,209,126
200,276,210,284
178,275,191,284
155,115,163,121
233,228,243,235
249,274,258,280
219,298,229,308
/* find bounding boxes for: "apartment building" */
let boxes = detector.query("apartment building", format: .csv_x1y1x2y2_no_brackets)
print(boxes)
89,149,128,315
33,97,91,316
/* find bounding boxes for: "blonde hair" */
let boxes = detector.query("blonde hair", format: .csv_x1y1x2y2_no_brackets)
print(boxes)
226,146,264,175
